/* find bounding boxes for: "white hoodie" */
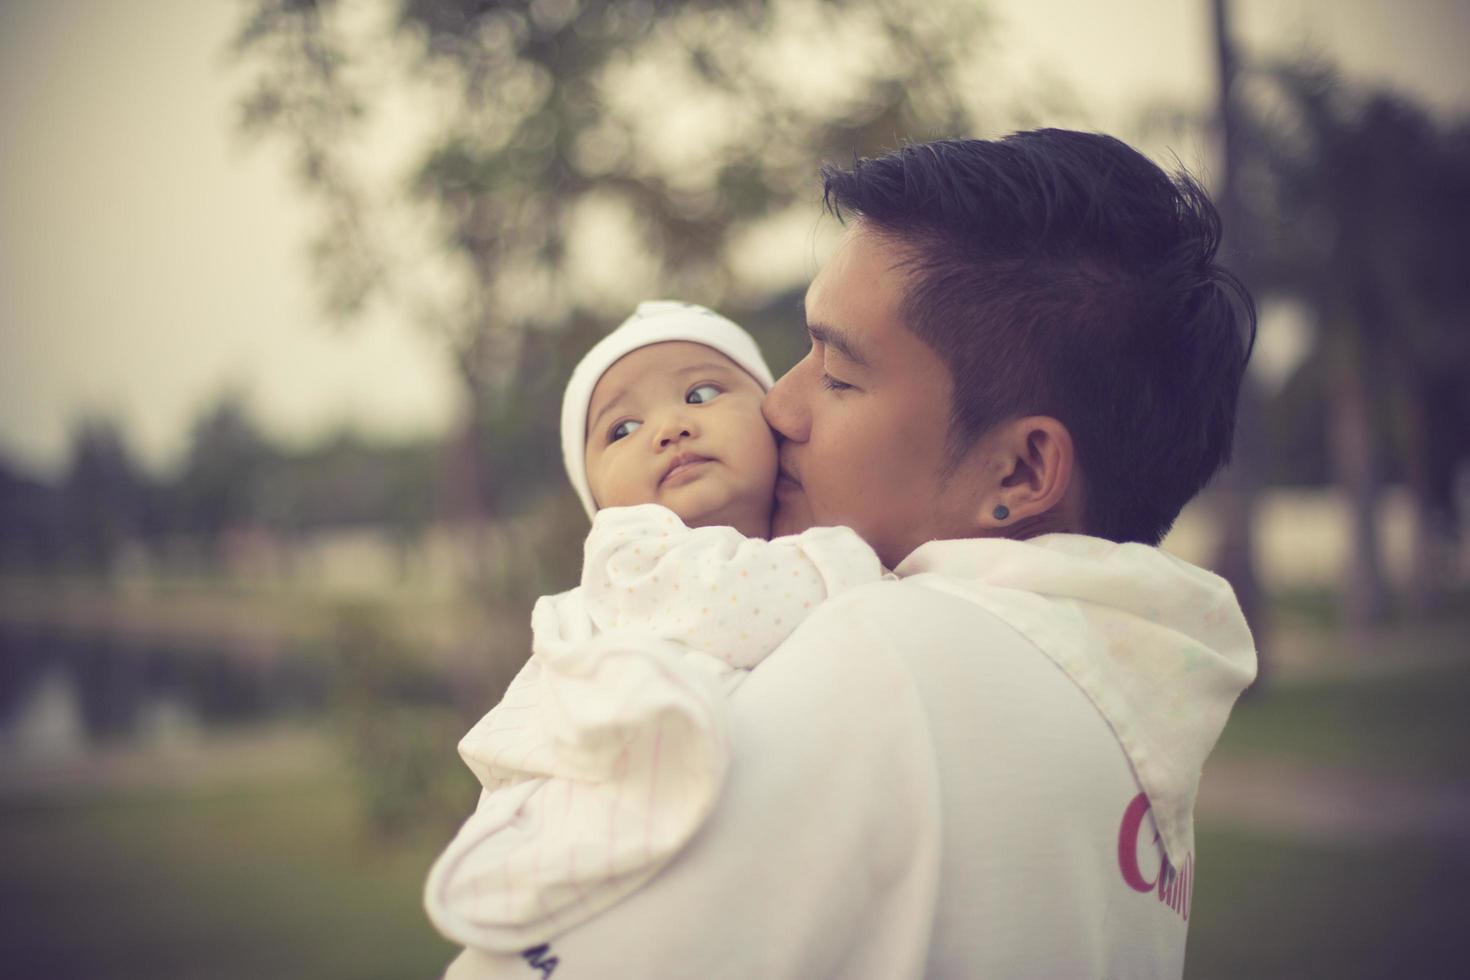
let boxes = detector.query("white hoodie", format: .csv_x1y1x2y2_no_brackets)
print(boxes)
442,533,1256,980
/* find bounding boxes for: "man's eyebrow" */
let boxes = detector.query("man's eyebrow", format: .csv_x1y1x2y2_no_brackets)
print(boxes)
807,321,870,368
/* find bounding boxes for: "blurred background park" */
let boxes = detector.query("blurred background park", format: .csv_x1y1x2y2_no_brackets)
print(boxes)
1,0,1468,976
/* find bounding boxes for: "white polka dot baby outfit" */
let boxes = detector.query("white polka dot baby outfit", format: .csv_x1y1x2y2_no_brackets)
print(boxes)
425,503,884,950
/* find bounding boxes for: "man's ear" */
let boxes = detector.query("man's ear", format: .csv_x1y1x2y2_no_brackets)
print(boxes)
988,416,1079,534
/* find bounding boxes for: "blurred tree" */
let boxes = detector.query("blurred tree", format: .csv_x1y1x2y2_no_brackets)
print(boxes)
259,429,443,579
263,429,431,530
231,0,986,552
61,418,148,572
1237,63,1470,627
1373,113,1470,615
0,456,66,571
326,601,478,839
1263,354,1332,487
176,393,274,549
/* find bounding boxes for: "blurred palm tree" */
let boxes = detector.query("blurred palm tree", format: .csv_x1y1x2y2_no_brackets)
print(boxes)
1236,62,1470,628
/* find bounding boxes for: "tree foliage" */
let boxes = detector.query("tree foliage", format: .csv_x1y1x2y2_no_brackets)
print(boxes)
231,0,988,521
60,419,149,570
0,399,456,574
177,393,274,542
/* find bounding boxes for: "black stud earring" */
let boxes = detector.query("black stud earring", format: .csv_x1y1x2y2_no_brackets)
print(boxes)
993,504,1010,521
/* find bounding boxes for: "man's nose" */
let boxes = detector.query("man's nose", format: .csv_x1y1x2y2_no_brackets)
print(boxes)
762,360,810,442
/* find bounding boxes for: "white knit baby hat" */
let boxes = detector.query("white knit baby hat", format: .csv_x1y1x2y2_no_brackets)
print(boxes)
561,300,776,520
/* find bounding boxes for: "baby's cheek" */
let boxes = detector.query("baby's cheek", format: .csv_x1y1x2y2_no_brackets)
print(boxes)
747,423,780,477
591,470,643,510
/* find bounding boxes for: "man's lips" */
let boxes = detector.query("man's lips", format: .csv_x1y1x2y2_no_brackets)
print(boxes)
661,452,713,485
776,463,802,493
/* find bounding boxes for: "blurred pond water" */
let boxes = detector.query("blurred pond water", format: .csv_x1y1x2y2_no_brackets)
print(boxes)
0,624,330,765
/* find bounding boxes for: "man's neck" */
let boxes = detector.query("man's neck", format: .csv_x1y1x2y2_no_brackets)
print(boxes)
1004,509,1081,540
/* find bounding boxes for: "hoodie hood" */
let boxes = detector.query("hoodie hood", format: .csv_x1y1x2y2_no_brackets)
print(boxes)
895,533,1256,865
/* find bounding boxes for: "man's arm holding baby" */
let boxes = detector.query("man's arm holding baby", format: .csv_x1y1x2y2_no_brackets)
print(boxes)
439,586,940,980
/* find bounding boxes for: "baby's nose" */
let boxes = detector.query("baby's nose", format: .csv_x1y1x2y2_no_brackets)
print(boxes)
658,425,692,447
655,410,696,446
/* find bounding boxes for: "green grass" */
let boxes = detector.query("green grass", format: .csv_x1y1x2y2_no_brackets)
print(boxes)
1268,585,1470,632
5,776,1463,980
3,618,1467,979
0,776,456,980
1188,826,1469,979
1212,657,1470,781
1189,616,1470,978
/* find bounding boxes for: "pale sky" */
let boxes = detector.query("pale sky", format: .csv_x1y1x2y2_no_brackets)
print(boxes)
2,0,1467,477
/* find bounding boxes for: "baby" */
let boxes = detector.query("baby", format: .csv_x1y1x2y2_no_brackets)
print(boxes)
424,301,885,951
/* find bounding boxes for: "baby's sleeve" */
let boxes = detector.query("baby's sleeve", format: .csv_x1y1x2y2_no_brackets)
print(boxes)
580,504,883,669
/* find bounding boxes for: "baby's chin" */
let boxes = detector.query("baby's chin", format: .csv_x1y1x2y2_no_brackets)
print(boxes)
669,491,773,540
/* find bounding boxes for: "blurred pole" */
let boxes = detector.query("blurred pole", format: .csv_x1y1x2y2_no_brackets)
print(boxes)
443,353,497,592
1326,316,1391,630
1209,0,1270,686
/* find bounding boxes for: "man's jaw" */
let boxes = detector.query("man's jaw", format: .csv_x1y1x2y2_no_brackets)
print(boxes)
775,451,802,493
771,475,815,536
770,452,806,532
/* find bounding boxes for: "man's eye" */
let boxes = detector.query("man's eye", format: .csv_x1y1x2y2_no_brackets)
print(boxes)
610,419,642,442
686,384,722,404
820,373,854,392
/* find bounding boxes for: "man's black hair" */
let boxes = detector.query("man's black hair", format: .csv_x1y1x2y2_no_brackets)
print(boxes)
821,130,1257,546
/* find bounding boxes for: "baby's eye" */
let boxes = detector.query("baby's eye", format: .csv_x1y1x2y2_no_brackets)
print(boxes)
686,383,722,404
610,419,642,442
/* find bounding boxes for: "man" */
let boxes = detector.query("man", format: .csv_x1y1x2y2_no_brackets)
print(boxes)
445,130,1258,978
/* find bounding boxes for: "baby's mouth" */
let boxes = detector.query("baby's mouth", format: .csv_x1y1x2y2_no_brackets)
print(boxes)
661,453,713,485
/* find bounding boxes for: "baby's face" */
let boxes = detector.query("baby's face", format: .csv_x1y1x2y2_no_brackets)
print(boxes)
584,341,778,537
